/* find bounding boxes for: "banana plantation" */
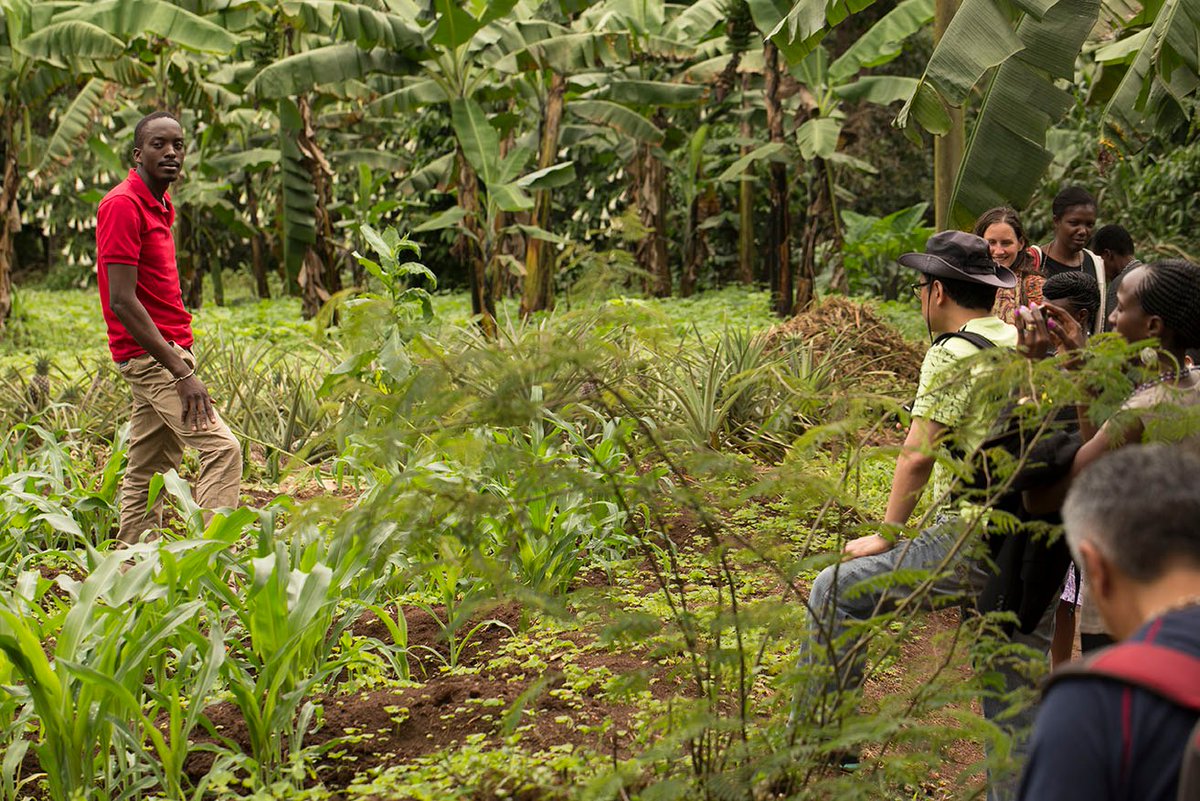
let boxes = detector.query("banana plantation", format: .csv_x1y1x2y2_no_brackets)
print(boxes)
0,0,1197,799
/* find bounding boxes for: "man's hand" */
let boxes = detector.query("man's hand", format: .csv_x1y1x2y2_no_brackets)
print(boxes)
843,534,894,559
176,374,217,431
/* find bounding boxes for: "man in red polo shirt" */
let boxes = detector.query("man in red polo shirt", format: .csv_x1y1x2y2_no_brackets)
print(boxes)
96,111,240,543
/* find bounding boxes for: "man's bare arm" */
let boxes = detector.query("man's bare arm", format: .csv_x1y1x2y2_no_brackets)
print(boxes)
883,416,944,524
843,416,943,558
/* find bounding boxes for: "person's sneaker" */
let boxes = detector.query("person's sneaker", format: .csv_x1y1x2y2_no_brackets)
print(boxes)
824,747,861,772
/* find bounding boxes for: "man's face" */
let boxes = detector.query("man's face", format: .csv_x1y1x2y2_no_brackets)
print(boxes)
134,118,185,185
1098,249,1120,281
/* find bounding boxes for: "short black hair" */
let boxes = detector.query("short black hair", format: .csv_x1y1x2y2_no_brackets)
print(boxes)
1052,186,1097,218
1063,444,1200,581
133,111,180,150
1131,259,1200,350
1092,224,1135,256
1043,271,1100,332
934,275,998,311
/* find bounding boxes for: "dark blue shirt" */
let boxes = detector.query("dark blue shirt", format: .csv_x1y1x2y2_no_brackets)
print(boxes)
1017,605,1200,801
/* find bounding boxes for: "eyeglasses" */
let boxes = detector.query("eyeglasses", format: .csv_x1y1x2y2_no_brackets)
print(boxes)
911,280,931,298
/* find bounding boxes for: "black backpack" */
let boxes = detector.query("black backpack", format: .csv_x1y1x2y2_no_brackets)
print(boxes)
931,330,1080,634
1044,641,1200,801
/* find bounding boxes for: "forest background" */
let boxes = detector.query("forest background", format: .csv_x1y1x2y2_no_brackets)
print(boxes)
0,1,1197,800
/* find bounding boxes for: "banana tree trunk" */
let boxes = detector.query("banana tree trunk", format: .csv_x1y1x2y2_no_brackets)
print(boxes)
933,0,964,230
797,157,836,311
632,139,670,298
737,74,754,286
681,188,715,297
455,150,496,336
492,123,515,301
296,95,337,319
245,175,270,299
764,42,792,317
209,251,225,306
0,110,20,330
521,72,566,317
178,208,203,309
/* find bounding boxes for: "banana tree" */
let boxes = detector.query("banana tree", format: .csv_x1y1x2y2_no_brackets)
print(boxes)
893,0,1102,228
708,0,930,307
797,0,1200,229
0,0,239,329
243,0,427,318
746,0,812,314
1094,0,1200,149
368,0,531,327
563,0,711,299
374,0,660,319
443,96,574,331
487,11,651,314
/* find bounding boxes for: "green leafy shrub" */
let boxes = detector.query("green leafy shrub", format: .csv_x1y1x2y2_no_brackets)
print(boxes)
839,203,934,300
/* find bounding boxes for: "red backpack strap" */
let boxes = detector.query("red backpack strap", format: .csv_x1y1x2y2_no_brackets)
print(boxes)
1078,642,1200,710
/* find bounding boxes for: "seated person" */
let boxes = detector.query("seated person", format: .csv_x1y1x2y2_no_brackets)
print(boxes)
800,232,1032,800
1018,444,1200,801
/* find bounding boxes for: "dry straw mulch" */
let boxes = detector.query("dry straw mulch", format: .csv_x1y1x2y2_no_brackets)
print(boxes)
770,295,925,395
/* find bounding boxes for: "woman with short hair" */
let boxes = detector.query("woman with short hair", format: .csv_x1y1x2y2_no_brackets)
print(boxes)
1035,187,1106,331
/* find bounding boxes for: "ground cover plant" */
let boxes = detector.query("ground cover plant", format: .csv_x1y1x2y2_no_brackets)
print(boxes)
1,251,1144,800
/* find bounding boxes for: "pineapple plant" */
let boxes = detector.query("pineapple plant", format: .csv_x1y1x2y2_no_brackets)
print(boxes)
28,355,51,409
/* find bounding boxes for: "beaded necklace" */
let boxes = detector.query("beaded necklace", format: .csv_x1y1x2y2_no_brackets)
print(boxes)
1134,365,1200,395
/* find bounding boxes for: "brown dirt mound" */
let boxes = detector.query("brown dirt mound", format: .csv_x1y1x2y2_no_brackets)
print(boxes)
771,295,924,392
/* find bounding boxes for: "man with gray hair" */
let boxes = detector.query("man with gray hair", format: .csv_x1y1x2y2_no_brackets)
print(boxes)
1017,444,1200,801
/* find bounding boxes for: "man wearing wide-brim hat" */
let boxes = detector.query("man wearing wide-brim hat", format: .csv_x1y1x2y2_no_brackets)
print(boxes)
799,231,1033,800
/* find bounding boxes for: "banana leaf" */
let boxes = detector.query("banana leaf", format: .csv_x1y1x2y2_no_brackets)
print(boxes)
946,0,1102,227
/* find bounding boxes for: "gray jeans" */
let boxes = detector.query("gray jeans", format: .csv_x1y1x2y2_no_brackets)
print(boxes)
801,517,1055,801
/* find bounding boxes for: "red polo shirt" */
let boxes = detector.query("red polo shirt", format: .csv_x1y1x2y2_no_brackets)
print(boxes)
96,169,193,362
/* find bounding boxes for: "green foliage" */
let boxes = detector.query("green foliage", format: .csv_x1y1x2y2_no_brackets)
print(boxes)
838,202,933,299
4,282,1199,801
1102,135,1200,259
942,0,1102,228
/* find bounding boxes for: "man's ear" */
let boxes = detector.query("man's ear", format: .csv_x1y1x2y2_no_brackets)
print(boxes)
931,279,945,306
1079,541,1111,600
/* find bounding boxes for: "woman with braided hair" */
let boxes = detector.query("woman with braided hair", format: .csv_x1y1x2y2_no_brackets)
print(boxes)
1041,270,1099,338
1039,270,1100,663
1018,259,1200,651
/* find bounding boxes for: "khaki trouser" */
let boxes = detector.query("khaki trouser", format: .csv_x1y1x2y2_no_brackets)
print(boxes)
117,343,241,543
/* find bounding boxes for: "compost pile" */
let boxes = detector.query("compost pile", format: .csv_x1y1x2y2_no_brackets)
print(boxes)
771,295,925,394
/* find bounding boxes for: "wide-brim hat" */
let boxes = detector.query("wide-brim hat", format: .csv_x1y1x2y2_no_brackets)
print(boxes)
898,230,1016,289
